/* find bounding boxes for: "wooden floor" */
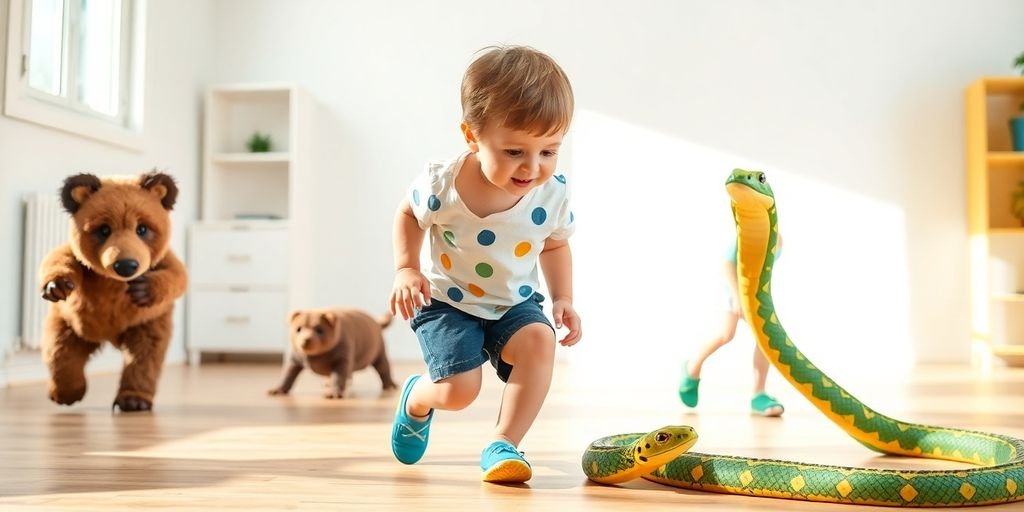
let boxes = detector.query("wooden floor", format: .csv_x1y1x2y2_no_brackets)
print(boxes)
2,360,1024,511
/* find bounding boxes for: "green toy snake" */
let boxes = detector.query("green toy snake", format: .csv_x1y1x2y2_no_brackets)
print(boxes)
582,169,1024,507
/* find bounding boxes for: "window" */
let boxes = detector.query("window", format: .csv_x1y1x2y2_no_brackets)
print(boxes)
4,0,146,150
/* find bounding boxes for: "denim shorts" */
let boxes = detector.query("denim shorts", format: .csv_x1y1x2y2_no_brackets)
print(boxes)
409,293,553,383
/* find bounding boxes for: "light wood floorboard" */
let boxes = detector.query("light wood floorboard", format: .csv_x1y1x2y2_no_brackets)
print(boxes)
2,360,1024,511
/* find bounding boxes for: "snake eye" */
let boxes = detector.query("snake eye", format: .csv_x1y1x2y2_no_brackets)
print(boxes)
655,432,671,443
758,173,766,184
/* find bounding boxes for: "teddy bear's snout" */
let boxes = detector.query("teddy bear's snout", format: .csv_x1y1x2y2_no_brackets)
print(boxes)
113,259,140,278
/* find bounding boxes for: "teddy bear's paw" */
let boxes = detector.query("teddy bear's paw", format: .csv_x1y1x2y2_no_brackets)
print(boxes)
41,277,76,302
267,387,290,396
48,382,86,405
113,394,152,413
323,389,347,399
127,276,154,307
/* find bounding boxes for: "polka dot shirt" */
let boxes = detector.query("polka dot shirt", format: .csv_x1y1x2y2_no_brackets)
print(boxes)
408,152,575,320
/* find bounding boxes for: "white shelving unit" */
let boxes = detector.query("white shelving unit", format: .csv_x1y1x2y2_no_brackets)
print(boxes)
188,83,314,363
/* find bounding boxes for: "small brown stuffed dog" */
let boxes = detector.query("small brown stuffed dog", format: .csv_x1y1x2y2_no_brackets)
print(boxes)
268,308,397,398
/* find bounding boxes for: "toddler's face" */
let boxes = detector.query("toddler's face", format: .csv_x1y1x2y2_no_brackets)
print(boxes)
472,125,564,197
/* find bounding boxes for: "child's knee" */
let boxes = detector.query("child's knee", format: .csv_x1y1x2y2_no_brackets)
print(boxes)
715,332,736,347
501,323,555,366
435,370,482,410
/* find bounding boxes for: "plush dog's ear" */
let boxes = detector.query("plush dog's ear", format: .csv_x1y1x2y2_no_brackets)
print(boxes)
140,170,178,210
60,173,102,214
321,312,338,330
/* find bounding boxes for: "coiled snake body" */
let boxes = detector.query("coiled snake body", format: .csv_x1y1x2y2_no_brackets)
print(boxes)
582,169,1024,507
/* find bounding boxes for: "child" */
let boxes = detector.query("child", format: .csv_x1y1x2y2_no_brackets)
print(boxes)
388,45,582,483
678,235,785,417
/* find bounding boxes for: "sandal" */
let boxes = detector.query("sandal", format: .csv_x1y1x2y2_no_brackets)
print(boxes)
677,361,700,407
751,392,784,417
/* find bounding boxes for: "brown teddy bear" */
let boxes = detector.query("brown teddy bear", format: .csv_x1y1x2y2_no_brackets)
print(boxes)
268,309,397,399
39,171,188,412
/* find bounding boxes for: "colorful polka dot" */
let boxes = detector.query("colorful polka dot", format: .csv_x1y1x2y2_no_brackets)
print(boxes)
555,174,566,184
447,287,464,302
468,284,485,297
427,195,441,211
475,263,493,278
477,230,496,246
518,285,533,298
514,242,532,257
440,253,452,270
531,207,547,225
570,211,574,223
443,231,456,247
412,189,421,206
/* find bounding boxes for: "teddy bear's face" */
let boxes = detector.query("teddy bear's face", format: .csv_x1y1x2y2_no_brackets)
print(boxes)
289,310,341,356
62,172,178,282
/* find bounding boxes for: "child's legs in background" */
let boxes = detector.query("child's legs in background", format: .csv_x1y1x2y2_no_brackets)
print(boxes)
688,310,741,378
752,343,773,395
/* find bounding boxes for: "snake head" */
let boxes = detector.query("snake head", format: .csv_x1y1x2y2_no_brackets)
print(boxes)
726,169,775,209
632,425,698,466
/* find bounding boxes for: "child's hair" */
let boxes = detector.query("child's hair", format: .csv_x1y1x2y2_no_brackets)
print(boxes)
461,45,574,137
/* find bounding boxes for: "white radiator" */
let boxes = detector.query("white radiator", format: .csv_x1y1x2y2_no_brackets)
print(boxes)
20,193,69,350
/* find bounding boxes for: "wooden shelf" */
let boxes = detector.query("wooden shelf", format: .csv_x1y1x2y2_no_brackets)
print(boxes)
987,152,1024,166
989,227,1024,236
211,152,291,165
967,77,1024,366
992,345,1024,356
981,76,1024,94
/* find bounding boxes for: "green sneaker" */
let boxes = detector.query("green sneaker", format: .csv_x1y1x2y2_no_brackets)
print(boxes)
751,392,784,417
678,361,700,407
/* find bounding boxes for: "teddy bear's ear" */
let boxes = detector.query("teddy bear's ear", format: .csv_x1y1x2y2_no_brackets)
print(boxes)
289,310,303,325
140,170,178,210
60,173,102,214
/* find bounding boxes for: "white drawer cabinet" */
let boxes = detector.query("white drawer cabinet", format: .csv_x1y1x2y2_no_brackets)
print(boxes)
187,222,290,361
190,228,289,288
188,290,289,352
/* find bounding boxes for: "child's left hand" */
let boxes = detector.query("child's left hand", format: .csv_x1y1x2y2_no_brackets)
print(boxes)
552,299,582,347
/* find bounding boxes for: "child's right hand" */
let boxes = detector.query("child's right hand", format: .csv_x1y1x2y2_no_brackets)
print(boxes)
390,268,432,320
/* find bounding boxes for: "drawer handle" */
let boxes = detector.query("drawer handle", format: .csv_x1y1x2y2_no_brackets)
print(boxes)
224,315,251,324
228,285,250,292
225,254,252,263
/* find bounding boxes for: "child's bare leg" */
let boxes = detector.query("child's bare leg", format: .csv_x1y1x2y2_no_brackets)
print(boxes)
751,343,783,416
688,311,741,377
492,324,555,446
752,346,771,395
405,367,482,419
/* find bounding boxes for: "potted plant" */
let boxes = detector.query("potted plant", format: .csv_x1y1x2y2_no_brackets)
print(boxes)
1013,52,1024,151
246,131,273,153
1014,180,1024,227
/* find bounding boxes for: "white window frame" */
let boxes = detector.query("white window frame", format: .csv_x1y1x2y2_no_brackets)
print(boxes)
4,0,146,151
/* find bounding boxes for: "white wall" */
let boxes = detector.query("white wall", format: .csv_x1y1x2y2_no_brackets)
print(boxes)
203,0,1024,380
0,0,215,381
7,1,1022,388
